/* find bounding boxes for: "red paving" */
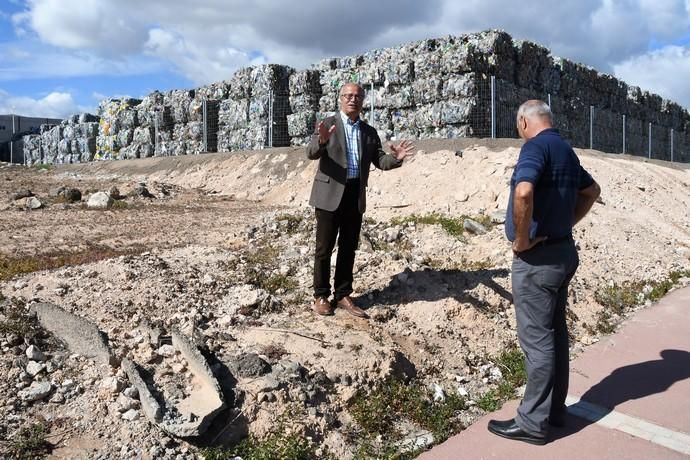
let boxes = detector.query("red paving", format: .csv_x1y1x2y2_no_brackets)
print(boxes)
419,286,690,460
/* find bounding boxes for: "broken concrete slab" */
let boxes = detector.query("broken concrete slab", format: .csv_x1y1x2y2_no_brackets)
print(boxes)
122,329,226,438
30,302,116,367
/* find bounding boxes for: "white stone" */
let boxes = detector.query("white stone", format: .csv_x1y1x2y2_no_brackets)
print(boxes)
121,409,140,421
87,192,114,209
26,345,46,361
157,344,176,357
100,376,123,394
18,381,52,401
26,361,46,377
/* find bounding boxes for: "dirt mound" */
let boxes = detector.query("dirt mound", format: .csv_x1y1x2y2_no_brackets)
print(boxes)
1,138,689,458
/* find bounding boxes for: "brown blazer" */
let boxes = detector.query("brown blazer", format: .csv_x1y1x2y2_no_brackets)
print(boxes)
306,114,402,213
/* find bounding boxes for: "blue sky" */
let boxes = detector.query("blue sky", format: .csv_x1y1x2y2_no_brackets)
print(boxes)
2,0,690,118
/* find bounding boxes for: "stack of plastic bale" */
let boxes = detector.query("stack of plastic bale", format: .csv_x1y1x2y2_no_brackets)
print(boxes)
159,89,199,155
194,82,229,152
97,98,142,160
436,30,517,138
218,64,294,152
22,134,41,165
75,113,100,162
40,125,62,164
287,70,321,145
127,91,164,158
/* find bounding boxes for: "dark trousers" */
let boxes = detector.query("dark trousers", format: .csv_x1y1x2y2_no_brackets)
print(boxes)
313,180,363,300
511,238,579,436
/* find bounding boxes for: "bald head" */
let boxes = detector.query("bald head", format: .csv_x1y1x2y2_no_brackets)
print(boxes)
516,100,553,140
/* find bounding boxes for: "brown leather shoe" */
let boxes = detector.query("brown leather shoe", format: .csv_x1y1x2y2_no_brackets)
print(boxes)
336,296,368,318
312,297,334,316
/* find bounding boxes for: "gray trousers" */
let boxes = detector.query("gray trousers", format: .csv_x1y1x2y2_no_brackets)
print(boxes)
512,238,579,436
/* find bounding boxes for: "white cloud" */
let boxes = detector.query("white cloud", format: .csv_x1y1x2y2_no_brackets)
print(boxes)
6,0,690,107
0,89,91,118
614,45,690,106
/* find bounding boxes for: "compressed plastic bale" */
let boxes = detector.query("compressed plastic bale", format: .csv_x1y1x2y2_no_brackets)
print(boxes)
441,74,476,99
289,93,320,112
382,61,414,86
119,144,139,160
412,77,443,104
117,129,133,148
361,108,392,130
287,112,316,137
219,99,249,129
248,97,269,122
289,70,321,95
412,103,444,129
319,94,338,112
441,99,474,125
78,113,99,123
391,109,415,131
377,85,414,109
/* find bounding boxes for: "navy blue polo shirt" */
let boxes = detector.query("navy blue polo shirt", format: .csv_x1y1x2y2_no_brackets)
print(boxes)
505,128,594,242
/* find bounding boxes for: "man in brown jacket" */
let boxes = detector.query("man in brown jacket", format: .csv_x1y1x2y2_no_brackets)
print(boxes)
307,82,414,317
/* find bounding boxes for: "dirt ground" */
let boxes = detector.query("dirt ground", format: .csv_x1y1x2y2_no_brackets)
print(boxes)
1,137,689,459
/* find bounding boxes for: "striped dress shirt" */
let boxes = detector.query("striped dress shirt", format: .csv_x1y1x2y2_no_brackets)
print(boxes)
340,111,361,179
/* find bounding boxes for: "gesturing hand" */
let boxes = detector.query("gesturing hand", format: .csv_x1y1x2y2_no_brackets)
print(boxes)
317,121,336,145
389,139,415,161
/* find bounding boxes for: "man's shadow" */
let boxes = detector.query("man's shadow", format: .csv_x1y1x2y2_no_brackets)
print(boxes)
355,267,512,314
552,349,690,440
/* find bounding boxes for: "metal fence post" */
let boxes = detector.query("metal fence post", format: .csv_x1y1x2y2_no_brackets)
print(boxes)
670,128,674,162
268,93,273,148
490,76,496,139
370,82,375,131
589,106,594,149
10,114,16,164
202,99,208,153
622,115,626,154
154,111,159,156
648,122,652,159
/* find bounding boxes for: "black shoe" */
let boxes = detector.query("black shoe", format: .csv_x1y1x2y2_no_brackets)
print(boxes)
487,418,546,445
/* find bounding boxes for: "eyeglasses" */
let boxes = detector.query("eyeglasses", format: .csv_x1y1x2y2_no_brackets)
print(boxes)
340,93,364,101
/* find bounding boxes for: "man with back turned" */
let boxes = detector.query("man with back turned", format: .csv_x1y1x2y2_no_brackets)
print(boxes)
488,100,601,444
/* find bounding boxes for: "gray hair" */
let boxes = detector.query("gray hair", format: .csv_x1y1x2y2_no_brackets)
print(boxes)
517,100,553,123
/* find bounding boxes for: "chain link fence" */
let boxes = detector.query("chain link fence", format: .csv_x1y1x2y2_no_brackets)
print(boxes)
16,77,690,164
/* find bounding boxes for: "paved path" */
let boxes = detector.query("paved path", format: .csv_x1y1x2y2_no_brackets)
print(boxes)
419,285,690,459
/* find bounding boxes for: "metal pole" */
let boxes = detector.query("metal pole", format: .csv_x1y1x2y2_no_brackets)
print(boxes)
547,93,551,108
10,115,16,164
670,128,674,162
268,93,273,148
622,115,626,154
202,99,208,153
589,106,594,149
370,82,375,130
490,76,496,139
648,122,652,159
154,112,159,156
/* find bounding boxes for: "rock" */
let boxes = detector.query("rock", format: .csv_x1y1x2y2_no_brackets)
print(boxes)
87,192,114,209
457,386,469,397
463,219,488,235
100,376,124,394
13,189,34,200
122,409,140,421
130,185,154,199
454,192,469,202
26,196,43,209
383,227,401,242
157,344,176,357
18,381,52,402
117,394,140,412
13,279,28,290
26,361,46,377
108,186,123,199
231,353,271,378
490,210,506,224
26,345,46,361
123,386,139,399
62,188,82,202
